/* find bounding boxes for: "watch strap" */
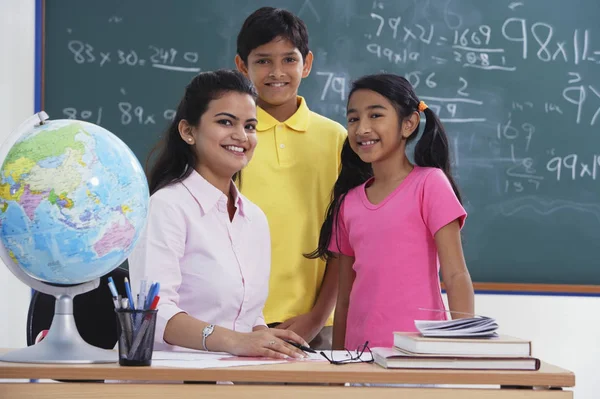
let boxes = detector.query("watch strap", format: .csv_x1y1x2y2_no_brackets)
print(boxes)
202,324,215,351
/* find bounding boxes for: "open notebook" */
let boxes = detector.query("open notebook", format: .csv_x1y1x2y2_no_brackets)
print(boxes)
415,316,499,338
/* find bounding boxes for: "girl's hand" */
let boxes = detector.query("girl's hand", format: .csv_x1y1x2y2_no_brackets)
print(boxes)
227,329,309,359
276,312,323,343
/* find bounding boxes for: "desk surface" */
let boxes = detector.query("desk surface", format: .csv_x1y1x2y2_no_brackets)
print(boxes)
0,349,575,387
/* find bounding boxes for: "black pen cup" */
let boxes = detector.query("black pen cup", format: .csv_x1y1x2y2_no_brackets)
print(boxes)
115,308,158,366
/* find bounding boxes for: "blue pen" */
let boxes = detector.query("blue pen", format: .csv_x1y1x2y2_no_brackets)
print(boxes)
107,277,119,298
124,277,135,310
143,282,155,310
107,277,120,309
145,282,160,310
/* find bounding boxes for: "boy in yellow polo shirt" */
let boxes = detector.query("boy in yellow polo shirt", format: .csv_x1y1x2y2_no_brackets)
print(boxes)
235,7,346,348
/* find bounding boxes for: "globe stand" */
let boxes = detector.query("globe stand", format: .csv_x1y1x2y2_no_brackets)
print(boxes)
0,259,117,364
1,288,117,364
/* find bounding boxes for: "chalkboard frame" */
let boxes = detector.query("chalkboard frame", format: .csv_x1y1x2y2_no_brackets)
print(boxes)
34,0,600,296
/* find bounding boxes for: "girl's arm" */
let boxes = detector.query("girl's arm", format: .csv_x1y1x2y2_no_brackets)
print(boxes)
332,253,356,350
276,255,339,342
436,219,475,318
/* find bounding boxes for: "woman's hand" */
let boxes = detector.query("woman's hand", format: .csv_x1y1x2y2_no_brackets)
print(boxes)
165,314,310,358
227,328,309,359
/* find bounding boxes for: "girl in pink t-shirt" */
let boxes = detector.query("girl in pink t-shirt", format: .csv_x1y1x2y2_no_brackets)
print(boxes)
307,74,475,350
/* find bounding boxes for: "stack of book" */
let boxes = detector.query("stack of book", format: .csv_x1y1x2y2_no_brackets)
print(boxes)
372,317,540,371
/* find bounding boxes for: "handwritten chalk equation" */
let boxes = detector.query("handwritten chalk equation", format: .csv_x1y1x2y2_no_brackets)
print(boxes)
366,7,600,76
62,105,176,126
67,40,201,72
547,153,600,181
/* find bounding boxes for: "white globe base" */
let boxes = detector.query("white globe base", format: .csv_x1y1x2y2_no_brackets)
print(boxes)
0,294,117,364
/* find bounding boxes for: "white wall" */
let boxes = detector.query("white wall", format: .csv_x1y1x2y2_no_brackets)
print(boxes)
474,294,600,398
0,0,35,351
1,1,599,398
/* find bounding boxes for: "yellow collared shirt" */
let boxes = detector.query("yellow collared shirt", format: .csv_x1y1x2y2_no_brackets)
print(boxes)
240,96,347,325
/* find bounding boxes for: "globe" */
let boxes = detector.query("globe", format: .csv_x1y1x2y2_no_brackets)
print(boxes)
0,117,149,284
0,112,149,364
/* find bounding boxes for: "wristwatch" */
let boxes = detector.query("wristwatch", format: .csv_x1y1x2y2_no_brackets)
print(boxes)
202,324,215,351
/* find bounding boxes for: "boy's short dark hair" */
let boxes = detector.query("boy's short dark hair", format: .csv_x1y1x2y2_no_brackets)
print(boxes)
236,7,309,64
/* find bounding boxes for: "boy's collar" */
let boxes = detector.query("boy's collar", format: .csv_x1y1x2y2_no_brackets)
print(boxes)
256,96,310,132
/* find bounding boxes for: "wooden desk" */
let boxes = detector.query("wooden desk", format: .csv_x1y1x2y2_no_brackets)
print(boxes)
0,349,575,398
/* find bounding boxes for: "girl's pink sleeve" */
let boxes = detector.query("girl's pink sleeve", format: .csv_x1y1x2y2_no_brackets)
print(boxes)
421,168,467,236
328,200,354,256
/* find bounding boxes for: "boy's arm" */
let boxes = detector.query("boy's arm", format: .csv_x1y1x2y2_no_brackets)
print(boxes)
277,255,339,343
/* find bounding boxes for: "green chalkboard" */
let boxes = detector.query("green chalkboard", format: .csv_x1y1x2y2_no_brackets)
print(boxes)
42,0,600,287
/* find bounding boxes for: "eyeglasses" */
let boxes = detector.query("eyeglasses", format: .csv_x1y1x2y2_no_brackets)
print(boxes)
319,341,374,365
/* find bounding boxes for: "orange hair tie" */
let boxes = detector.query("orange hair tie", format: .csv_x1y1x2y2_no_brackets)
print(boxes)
418,101,428,112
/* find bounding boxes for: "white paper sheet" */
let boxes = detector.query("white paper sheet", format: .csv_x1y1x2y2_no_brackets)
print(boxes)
150,350,330,369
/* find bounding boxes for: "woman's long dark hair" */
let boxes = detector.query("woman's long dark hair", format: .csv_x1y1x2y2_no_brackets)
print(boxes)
306,73,461,261
146,69,257,195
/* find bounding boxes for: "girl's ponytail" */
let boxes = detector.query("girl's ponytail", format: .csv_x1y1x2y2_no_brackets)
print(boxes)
414,105,462,204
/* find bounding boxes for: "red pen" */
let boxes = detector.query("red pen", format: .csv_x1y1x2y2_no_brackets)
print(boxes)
149,295,160,310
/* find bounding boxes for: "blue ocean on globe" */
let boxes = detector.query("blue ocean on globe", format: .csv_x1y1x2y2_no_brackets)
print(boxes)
0,119,149,284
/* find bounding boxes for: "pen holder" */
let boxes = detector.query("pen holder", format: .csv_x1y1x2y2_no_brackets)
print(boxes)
115,309,158,366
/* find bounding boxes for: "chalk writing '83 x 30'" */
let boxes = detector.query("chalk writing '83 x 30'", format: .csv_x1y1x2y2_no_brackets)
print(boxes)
67,41,201,72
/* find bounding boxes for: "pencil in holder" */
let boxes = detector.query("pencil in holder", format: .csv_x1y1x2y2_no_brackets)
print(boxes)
115,308,158,366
